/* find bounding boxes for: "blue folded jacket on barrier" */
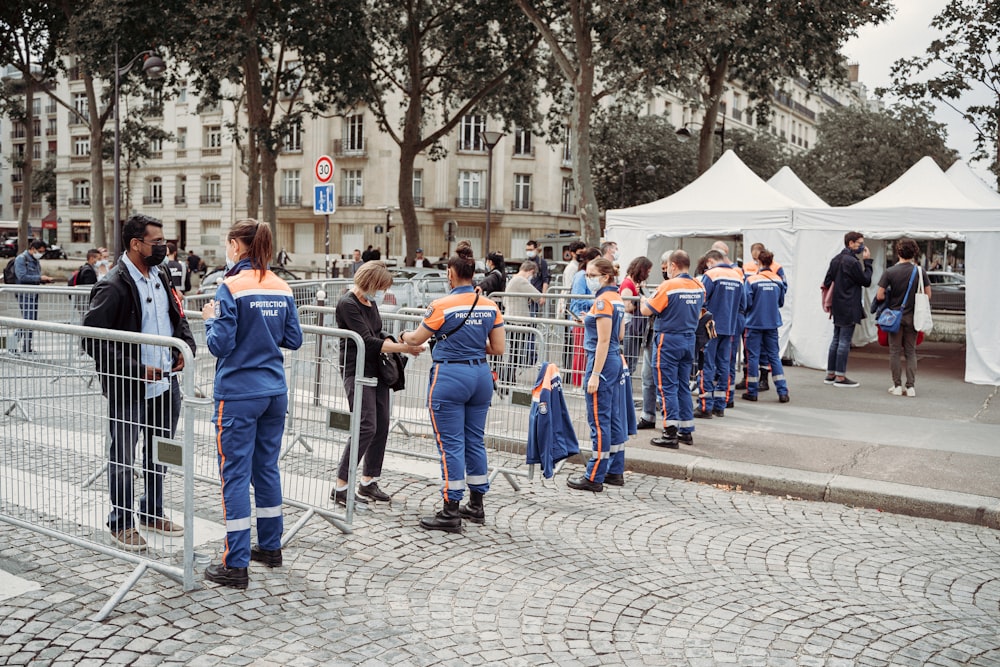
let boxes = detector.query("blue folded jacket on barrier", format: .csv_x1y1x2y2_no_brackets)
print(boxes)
525,362,580,478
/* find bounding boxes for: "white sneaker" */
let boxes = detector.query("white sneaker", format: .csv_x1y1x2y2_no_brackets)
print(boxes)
888,386,902,396
906,387,916,397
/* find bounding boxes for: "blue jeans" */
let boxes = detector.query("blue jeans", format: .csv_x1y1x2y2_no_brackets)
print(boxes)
641,343,659,422
826,324,856,376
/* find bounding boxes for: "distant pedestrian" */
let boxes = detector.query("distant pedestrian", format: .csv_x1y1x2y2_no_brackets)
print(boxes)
347,249,364,278
876,238,930,397
414,248,432,268
478,251,506,295
186,250,201,292
619,256,652,381
524,239,550,313
277,247,291,267
741,250,790,403
362,245,374,262
164,242,186,293
695,249,745,418
12,240,55,353
823,231,873,388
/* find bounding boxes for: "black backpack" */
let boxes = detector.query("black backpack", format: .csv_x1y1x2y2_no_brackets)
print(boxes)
3,258,17,285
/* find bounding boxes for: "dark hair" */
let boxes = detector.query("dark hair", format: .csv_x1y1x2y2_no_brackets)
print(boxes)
626,256,652,283
578,247,601,272
844,231,863,246
896,238,919,260
228,218,273,281
29,240,47,251
568,240,586,253
122,214,163,251
668,249,691,271
695,255,710,276
87,248,101,261
166,241,178,256
486,251,505,273
750,242,765,253
588,258,617,285
704,249,725,263
526,239,539,248
448,242,476,280
758,250,775,268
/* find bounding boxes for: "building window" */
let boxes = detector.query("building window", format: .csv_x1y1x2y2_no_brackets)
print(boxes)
412,170,423,207
46,118,57,136
204,125,222,155
513,127,533,156
71,180,91,206
32,143,41,160
149,136,163,158
71,220,90,243
283,122,302,152
31,98,41,115
562,127,572,165
457,170,483,208
513,174,531,210
281,60,302,98
201,175,222,204
32,119,41,137
177,81,187,104
175,176,187,205
340,169,363,206
144,177,163,205
459,115,485,152
280,169,301,206
561,178,574,214
73,136,90,157
72,92,88,123
345,115,364,153
176,127,187,151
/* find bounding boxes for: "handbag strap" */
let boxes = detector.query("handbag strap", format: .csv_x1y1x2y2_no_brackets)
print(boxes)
899,266,918,309
436,292,480,341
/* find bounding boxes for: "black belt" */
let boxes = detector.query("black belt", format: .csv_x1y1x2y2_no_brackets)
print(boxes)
436,359,487,365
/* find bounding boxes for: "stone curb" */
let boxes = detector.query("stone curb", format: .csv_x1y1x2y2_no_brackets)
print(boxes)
624,448,1000,530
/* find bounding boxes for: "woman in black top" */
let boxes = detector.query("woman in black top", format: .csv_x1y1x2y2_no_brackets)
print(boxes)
478,251,506,295
333,262,423,505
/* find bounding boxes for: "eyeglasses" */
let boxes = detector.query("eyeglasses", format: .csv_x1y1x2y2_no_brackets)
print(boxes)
139,239,167,247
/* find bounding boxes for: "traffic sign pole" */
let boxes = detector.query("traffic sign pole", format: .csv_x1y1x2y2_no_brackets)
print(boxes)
314,155,335,277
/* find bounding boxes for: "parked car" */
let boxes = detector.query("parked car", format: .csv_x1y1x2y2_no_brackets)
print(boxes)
386,267,450,309
197,265,301,295
1,239,17,258
925,270,965,312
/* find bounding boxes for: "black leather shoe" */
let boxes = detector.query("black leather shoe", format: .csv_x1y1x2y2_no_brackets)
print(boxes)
693,408,713,419
735,379,747,390
779,393,790,403
357,481,392,502
566,474,604,492
636,418,656,430
677,432,694,446
250,545,282,568
759,381,771,392
205,563,248,589
459,491,485,524
711,409,725,418
331,487,369,506
603,473,625,486
651,426,679,449
419,500,463,533
726,399,734,409
741,392,758,402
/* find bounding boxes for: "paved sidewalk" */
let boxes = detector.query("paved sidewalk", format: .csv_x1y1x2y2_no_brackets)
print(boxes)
618,341,1000,528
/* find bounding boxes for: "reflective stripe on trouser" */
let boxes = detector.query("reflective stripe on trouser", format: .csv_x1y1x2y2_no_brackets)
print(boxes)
655,332,696,434
745,328,788,397
214,393,288,569
699,335,733,412
584,353,623,483
427,362,494,502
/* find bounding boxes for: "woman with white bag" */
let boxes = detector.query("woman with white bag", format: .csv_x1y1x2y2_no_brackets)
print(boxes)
876,238,932,397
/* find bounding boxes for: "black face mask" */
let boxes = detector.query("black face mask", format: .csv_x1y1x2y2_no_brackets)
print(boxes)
662,270,670,280
144,244,167,267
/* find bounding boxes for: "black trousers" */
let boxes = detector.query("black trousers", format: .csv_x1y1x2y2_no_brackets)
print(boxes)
337,377,391,481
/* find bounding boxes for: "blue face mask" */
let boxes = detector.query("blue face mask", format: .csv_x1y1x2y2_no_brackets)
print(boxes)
368,289,385,304
856,242,866,254
225,257,236,271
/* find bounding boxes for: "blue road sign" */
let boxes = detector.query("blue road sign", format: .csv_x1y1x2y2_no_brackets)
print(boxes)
314,184,336,215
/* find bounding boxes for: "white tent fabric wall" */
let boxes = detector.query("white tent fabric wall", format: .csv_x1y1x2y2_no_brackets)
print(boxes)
964,232,1000,384
741,228,798,358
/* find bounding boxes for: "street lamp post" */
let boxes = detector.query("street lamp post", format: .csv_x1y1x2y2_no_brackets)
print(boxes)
378,205,395,262
480,130,503,258
619,159,657,207
113,45,165,259
676,114,726,153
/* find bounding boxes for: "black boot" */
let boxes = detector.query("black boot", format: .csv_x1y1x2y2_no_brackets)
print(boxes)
759,368,770,391
459,491,485,524
205,563,248,589
419,500,463,533
651,425,679,449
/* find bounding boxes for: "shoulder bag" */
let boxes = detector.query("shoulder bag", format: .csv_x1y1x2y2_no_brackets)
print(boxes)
377,333,408,391
876,266,917,334
820,256,837,317
912,268,934,333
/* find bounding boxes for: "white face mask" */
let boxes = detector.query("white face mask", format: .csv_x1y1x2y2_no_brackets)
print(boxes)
225,241,238,270
31,251,43,260
586,275,602,293
526,249,537,259
371,289,386,304
613,251,620,262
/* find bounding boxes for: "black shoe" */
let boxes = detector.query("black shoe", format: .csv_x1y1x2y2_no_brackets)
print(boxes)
459,491,485,524
205,563,248,589
778,393,790,403
636,418,656,430
677,432,694,446
741,392,758,402
357,481,392,502
693,408,713,419
250,545,282,568
603,473,625,486
823,374,837,385
331,487,369,506
726,400,734,409
735,379,747,391
419,500,463,533
759,381,771,392
834,377,859,388
566,474,604,492
711,409,725,418
651,426,678,449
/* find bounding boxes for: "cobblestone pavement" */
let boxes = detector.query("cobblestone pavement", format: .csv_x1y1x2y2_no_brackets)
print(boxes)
2,465,999,667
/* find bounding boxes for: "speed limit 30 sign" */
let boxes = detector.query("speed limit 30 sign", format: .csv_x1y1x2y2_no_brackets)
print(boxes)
314,155,334,184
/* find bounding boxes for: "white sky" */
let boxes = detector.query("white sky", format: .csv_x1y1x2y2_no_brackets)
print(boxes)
842,0,996,188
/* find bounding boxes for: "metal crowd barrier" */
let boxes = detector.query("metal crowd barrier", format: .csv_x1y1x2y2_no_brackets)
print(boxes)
184,310,369,533
0,316,197,621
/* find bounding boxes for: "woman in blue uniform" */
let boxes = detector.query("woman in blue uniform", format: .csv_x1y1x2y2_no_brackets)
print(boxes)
201,219,303,589
567,258,627,492
400,243,505,532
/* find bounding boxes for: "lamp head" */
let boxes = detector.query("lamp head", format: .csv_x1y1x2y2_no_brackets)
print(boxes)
480,130,503,149
142,54,166,80
675,126,692,143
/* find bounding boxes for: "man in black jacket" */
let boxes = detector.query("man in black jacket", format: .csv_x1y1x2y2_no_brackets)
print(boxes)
822,231,873,388
84,214,196,552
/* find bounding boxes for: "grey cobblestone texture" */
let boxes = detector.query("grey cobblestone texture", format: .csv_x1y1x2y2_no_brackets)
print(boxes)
2,467,999,666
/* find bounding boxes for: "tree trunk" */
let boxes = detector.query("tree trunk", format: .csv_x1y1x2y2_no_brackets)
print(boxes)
243,45,263,221
697,55,730,175
18,82,35,253
260,148,278,252
398,142,419,266
84,74,107,249
571,24,600,248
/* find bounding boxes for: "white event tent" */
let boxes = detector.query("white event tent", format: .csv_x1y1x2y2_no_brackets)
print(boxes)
606,153,1000,385
768,166,829,208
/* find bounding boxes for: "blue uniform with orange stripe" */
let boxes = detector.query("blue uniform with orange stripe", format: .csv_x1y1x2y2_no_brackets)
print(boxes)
582,286,626,483
699,263,745,414
646,273,705,433
525,363,580,478
744,269,789,398
421,286,504,502
205,259,303,569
